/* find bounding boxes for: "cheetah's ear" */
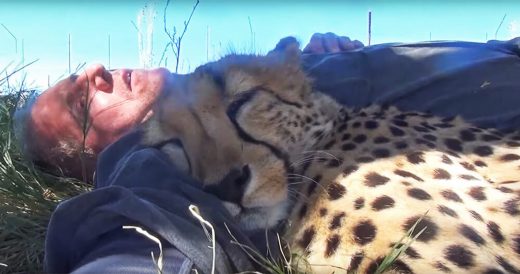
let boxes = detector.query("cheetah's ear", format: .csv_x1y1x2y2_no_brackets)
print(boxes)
267,36,301,67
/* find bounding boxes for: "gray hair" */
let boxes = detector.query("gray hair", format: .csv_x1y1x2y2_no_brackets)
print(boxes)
13,91,92,168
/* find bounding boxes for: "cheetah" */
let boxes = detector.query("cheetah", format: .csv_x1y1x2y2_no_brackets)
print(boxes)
143,37,520,273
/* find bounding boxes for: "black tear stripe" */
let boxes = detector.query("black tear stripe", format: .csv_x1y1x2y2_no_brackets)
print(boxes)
225,88,291,173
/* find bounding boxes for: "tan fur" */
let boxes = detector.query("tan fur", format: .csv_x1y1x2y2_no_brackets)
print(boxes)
142,40,520,273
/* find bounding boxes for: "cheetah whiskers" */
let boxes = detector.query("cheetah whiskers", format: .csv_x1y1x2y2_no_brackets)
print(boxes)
290,150,339,168
287,173,327,193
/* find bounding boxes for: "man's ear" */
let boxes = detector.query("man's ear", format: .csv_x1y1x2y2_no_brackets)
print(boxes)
267,36,301,68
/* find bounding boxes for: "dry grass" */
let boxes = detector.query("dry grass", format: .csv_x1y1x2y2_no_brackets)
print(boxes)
0,67,90,273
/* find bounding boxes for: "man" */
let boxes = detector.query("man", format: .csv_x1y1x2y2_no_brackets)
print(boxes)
35,33,520,273
17,33,362,182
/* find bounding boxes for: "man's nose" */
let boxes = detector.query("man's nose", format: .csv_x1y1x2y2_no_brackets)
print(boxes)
85,64,113,93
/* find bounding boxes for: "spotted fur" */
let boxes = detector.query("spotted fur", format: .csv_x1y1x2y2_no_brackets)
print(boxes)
143,37,520,273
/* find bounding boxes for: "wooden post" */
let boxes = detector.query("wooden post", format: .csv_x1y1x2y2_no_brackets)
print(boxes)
108,34,111,69
68,34,71,74
368,11,372,46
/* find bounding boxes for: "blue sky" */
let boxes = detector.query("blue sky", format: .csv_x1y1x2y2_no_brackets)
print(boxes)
1,0,520,89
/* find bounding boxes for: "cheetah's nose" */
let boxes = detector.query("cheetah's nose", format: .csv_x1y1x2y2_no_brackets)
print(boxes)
204,165,251,205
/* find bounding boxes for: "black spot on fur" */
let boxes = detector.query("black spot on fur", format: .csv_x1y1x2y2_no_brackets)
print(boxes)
460,174,478,180
306,175,321,196
326,158,342,168
459,129,476,141
323,140,336,150
469,210,484,222
341,133,351,141
393,119,408,127
341,143,356,151
433,168,451,179
354,197,365,210
507,141,520,147
319,208,328,217
460,162,476,171
372,148,391,158
487,221,504,244
390,260,414,274
444,245,475,268
434,261,451,272
421,122,437,130
408,188,432,200
474,160,487,167
459,224,486,245
394,169,424,182
484,269,505,274
298,226,315,248
482,134,501,142
365,257,384,274
497,256,520,273
390,126,405,136
413,126,430,133
356,156,375,163
347,252,364,272
441,190,463,202
371,195,395,211
500,154,520,162
324,234,341,258
438,205,458,218
364,120,379,129
497,186,513,193
467,187,487,201
352,121,361,128
343,165,358,176
329,212,346,230
474,145,494,156
442,154,453,164
394,141,408,149
353,220,377,245
415,138,436,148
338,123,348,132
298,203,308,219
327,182,346,200
504,198,520,216
444,138,463,152
446,150,461,158
423,134,437,141
406,151,425,164
364,172,390,187
435,122,453,128
374,136,390,144
403,246,421,259
353,134,368,144
513,234,520,255
403,216,439,242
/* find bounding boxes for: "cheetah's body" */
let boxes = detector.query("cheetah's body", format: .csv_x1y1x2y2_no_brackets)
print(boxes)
283,102,520,273
143,38,520,273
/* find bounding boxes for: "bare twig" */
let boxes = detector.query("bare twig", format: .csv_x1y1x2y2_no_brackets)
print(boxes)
495,13,507,39
160,0,200,72
1,23,17,53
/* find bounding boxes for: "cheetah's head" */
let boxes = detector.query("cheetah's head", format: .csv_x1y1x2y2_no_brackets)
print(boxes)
143,37,334,230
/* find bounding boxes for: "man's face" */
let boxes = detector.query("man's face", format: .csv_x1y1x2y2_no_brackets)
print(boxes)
30,64,171,160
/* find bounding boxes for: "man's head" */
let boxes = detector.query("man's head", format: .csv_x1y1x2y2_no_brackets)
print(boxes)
17,64,171,180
